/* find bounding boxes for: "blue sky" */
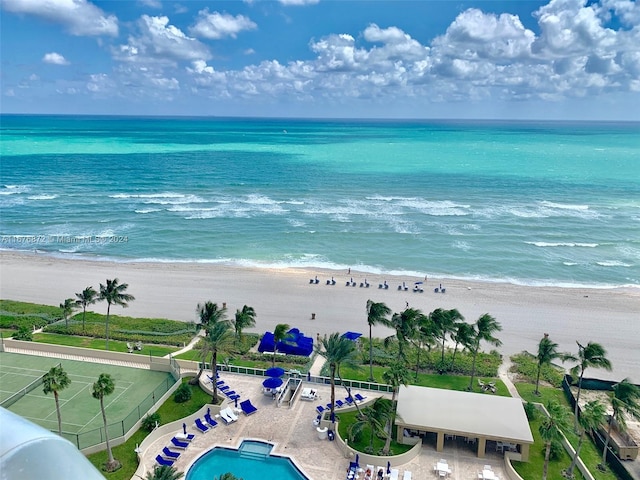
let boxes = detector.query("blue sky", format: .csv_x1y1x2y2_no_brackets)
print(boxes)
1,0,639,120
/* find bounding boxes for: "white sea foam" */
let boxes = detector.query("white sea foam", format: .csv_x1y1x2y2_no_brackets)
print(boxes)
27,194,58,200
540,200,589,211
596,261,632,267
134,208,161,214
0,185,29,195
110,192,206,205
526,241,599,248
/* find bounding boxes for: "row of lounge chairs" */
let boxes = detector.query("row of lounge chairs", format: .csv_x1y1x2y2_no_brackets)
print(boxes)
209,374,241,401
155,434,195,466
316,393,366,414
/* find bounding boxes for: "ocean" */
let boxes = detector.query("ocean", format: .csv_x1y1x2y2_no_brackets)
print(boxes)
1,115,639,288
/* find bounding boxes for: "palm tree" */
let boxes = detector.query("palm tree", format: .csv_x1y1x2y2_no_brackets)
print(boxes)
430,308,464,368
206,320,234,404
366,300,391,381
319,332,359,422
571,341,612,427
601,378,640,466
92,373,118,471
450,321,475,372
567,400,605,478
75,286,97,334
539,400,571,480
98,278,134,350
412,313,436,379
59,298,76,328
384,308,420,363
467,314,502,391
192,302,227,384
382,361,412,454
42,364,71,435
233,305,256,345
348,397,392,454
534,333,574,395
271,323,291,367
145,465,184,480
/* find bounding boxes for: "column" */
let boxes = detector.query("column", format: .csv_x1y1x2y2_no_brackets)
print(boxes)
477,437,486,458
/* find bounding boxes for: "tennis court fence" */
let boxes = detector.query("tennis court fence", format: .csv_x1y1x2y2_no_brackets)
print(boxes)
61,373,178,450
0,362,61,408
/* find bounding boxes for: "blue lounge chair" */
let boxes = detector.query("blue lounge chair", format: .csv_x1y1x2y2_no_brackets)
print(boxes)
204,413,218,427
354,393,366,402
216,380,225,386
344,396,354,405
219,385,230,392
240,399,258,416
162,447,180,459
183,433,195,442
316,405,325,414
224,390,236,397
194,418,209,432
335,399,345,408
228,394,241,401
170,437,189,449
156,455,175,466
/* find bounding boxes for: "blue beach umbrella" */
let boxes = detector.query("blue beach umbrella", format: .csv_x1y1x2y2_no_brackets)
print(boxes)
355,454,359,467
263,377,284,389
182,423,187,435
387,461,391,474
265,366,285,377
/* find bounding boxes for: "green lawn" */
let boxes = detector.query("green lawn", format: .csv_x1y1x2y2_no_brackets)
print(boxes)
515,383,618,480
87,377,210,479
512,415,586,480
32,332,177,357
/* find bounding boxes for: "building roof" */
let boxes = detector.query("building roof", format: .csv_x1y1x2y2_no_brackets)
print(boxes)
395,385,534,444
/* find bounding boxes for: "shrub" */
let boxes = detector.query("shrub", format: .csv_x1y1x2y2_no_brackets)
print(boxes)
141,412,161,432
524,401,537,420
174,383,192,403
12,326,33,341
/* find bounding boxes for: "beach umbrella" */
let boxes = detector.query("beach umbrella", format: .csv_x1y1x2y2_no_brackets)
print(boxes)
355,454,359,467
307,371,311,381
263,377,284,389
387,461,391,474
182,423,187,435
265,366,285,377
234,396,239,408
206,407,210,416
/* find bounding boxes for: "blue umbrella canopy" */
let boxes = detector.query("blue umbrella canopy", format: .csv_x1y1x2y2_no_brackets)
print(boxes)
262,377,284,388
265,367,285,377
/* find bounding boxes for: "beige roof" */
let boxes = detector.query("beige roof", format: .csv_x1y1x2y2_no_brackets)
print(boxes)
395,385,534,444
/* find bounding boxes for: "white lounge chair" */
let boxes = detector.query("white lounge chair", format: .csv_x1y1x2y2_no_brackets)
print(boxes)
402,471,412,480
389,468,399,480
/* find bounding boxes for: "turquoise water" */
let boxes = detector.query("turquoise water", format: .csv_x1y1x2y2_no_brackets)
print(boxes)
1,115,639,288
185,440,307,480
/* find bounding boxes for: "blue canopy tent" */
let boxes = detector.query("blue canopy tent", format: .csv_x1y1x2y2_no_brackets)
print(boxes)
265,366,285,377
341,331,362,341
258,328,314,357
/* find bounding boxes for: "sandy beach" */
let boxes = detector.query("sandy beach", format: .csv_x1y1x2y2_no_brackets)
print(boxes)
1,251,638,382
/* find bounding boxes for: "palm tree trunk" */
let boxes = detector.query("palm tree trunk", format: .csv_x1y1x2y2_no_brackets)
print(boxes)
602,417,614,465
451,342,459,371
534,363,542,395
441,336,446,364
383,388,397,454
542,442,551,480
574,371,584,428
415,344,421,380
105,303,111,350
82,307,86,334
368,324,374,381
100,396,114,464
330,364,336,422
567,431,585,477
468,342,479,390
54,391,62,435
211,350,218,404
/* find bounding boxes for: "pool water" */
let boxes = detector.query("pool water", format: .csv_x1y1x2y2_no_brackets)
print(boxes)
186,440,308,480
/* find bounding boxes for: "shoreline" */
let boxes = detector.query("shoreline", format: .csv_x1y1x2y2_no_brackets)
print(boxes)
1,251,638,382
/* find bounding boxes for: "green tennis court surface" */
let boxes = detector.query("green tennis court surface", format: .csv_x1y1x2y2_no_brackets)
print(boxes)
0,352,173,436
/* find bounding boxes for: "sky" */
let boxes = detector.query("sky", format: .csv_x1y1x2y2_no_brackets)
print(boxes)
1,0,639,120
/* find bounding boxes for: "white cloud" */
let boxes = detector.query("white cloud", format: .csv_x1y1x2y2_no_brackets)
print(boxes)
43,52,69,65
115,15,210,65
2,0,118,36
138,0,162,8
190,9,257,39
278,0,319,5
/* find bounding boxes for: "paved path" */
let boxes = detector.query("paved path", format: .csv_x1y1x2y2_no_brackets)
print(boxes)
498,357,521,399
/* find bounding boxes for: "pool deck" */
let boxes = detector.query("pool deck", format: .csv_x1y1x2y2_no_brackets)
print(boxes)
142,372,509,479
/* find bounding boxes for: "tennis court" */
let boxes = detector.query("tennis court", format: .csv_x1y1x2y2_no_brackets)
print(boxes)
0,352,174,446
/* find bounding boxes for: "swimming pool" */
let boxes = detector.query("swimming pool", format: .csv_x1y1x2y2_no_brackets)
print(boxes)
185,440,309,480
